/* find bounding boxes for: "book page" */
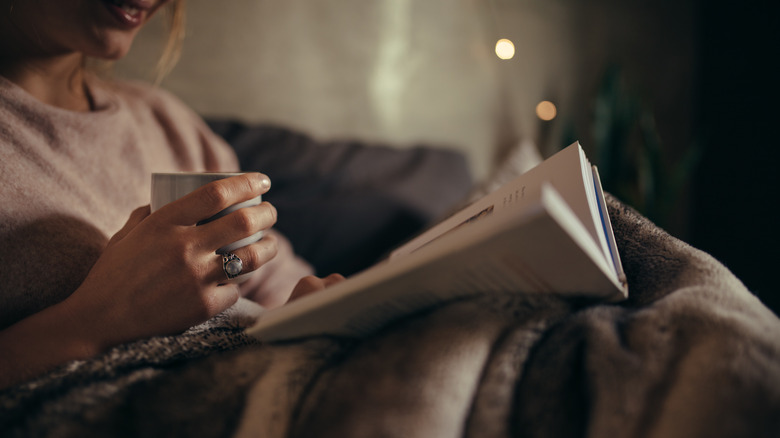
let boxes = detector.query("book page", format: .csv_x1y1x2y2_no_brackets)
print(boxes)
592,166,627,286
390,143,608,263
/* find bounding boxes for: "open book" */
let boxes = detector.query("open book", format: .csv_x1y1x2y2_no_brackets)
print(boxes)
247,142,628,341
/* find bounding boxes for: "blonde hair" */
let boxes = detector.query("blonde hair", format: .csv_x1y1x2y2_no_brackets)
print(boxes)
155,0,187,83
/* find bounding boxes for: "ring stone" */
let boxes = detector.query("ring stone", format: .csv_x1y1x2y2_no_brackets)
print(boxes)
222,253,243,279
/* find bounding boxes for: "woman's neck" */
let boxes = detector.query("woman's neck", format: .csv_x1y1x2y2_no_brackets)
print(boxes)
0,53,92,112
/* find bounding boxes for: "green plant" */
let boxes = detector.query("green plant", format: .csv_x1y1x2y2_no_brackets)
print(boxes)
583,66,700,230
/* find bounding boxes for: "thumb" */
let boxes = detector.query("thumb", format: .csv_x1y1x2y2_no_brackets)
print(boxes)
289,273,345,302
108,205,151,246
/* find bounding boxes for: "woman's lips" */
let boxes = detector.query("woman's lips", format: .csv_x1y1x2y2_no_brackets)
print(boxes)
101,0,149,28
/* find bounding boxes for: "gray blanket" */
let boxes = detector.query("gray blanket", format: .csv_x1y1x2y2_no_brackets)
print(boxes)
2,196,780,438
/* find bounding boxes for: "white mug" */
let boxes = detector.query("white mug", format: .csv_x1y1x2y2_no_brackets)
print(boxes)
151,172,264,256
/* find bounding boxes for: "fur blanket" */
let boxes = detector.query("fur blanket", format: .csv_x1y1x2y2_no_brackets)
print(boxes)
2,196,779,438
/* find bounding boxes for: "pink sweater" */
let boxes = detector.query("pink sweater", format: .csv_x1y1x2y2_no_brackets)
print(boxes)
0,75,312,329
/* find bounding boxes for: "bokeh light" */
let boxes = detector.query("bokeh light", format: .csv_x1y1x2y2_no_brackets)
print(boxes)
535,101,557,121
495,39,515,60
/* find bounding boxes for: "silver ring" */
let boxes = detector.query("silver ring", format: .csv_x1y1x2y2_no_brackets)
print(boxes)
222,253,243,280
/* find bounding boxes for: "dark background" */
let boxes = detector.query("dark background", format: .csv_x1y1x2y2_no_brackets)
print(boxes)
691,0,779,314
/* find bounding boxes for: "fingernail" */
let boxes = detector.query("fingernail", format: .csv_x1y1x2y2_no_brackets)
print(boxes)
260,176,271,190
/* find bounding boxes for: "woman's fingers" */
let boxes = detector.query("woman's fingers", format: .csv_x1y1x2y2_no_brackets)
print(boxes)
126,174,280,288
197,202,277,252
208,233,279,284
289,273,346,302
322,273,346,287
159,173,271,226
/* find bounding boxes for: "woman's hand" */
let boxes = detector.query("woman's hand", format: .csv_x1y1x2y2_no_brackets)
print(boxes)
69,173,279,348
0,173,280,388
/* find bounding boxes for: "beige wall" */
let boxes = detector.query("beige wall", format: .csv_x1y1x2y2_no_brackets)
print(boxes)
116,0,696,186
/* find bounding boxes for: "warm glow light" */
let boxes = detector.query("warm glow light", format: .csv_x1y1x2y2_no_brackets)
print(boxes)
495,38,515,60
536,101,557,121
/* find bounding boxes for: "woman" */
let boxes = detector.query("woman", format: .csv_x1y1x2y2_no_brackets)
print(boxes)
0,0,342,389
